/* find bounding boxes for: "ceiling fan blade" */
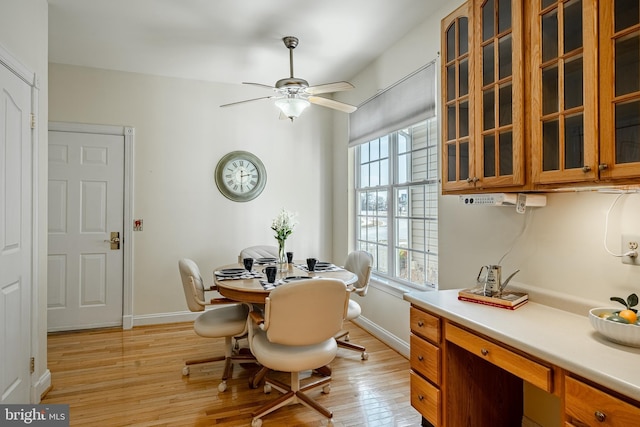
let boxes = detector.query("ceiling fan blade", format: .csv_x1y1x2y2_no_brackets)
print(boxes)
220,96,275,108
306,81,354,95
308,96,357,113
242,82,276,90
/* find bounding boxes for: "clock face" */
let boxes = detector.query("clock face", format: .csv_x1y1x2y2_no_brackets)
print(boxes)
223,158,258,194
215,151,266,202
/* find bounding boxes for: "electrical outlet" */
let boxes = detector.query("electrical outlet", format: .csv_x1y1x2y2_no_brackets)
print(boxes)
622,234,640,265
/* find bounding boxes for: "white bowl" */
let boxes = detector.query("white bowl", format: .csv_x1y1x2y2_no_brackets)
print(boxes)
589,307,640,348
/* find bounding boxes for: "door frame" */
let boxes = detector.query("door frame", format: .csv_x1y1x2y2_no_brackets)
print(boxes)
48,122,135,329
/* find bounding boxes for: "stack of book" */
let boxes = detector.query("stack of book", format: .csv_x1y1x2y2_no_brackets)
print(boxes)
458,287,529,310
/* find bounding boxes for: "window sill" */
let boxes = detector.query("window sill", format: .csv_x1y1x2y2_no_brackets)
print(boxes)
369,274,434,298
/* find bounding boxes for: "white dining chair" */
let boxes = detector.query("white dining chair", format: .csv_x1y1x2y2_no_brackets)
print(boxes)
335,250,373,360
247,278,349,427
178,258,254,392
238,245,278,263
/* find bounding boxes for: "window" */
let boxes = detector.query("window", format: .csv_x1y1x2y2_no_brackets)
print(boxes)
355,118,439,289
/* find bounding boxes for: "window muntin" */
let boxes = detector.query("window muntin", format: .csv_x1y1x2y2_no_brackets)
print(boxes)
355,118,438,289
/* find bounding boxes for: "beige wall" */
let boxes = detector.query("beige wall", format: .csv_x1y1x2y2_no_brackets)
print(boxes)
49,64,337,316
0,0,49,402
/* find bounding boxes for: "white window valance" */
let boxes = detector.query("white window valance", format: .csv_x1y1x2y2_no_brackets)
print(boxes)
348,60,437,147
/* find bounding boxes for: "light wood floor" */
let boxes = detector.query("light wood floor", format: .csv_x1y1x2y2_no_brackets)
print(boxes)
42,321,422,426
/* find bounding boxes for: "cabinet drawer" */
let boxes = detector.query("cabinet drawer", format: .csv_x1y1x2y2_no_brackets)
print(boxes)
410,306,440,344
445,323,552,392
410,370,440,426
410,333,440,385
565,376,640,426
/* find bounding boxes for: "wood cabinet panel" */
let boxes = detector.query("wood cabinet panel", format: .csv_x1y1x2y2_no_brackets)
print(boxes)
410,370,440,426
410,333,440,385
565,376,640,427
445,322,552,392
410,306,440,344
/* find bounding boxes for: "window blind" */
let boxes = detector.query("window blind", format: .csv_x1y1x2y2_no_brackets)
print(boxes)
348,61,437,147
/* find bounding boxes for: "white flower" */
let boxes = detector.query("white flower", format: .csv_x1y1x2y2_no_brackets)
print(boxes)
271,208,298,242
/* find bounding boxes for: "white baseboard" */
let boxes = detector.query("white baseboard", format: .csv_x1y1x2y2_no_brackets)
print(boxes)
132,310,200,326
32,369,51,403
352,315,410,359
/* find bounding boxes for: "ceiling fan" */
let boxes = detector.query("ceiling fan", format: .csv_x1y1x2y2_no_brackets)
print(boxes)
220,36,358,121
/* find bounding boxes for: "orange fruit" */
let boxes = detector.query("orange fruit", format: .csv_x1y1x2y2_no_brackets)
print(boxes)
619,309,638,324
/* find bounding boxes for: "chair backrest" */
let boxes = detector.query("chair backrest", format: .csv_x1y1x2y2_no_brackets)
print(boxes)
344,250,373,297
238,245,279,263
178,258,206,312
263,278,348,346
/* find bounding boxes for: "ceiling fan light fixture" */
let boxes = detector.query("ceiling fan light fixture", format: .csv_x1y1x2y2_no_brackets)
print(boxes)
274,97,310,121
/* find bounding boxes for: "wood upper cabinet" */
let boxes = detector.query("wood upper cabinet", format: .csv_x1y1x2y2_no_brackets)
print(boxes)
474,0,525,189
442,0,640,193
442,0,525,192
442,2,474,192
599,0,640,181
530,0,599,185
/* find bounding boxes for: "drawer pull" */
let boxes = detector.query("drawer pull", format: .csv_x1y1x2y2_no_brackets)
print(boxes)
418,355,424,361
418,320,424,327
418,394,424,402
480,348,489,356
594,411,606,422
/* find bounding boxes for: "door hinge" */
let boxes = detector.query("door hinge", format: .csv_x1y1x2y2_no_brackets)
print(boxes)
30,357,35,374
30,113,36,129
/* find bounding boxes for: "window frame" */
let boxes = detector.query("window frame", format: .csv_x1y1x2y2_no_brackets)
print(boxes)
354,117,439,290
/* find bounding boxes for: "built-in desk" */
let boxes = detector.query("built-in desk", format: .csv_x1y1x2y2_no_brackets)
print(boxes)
404,289,640,426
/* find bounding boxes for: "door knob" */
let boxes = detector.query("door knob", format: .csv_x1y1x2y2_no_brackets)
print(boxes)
104,232,121,250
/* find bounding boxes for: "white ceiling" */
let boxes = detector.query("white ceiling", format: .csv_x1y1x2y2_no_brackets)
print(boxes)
48,0,446,88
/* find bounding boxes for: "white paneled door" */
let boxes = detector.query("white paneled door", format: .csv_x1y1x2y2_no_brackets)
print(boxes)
0,59,33,403
48,130,124,331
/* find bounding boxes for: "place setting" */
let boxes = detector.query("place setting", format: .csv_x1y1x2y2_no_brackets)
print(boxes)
295,257,343,273
215,258,263,280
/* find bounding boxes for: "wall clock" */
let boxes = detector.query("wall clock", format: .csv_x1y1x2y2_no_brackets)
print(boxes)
215,150,267,202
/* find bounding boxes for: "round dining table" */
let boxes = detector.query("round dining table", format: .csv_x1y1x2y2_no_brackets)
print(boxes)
213,262,358,304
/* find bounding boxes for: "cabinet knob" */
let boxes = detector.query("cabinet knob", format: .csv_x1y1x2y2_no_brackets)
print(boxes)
466,176,479,183
480,348,489,356
594,411,606,422
418,394,424,402
417,320,424,327
418,355,424,361
582,166,592,173
598,163,608,171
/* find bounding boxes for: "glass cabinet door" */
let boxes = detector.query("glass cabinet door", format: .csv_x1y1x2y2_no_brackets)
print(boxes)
442,2,475,191
474,0,525,188
531,0,597,185
600,0,640,180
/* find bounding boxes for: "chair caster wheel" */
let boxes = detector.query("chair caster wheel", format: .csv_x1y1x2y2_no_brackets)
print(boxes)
182,366,190,376
322,384,331,394
263,384,272,394
251,418,262,427
218,381,227,392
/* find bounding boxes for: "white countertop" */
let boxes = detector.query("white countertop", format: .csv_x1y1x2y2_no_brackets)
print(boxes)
404,289,640,401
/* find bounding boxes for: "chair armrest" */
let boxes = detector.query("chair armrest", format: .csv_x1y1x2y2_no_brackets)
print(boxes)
249,310,264,327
